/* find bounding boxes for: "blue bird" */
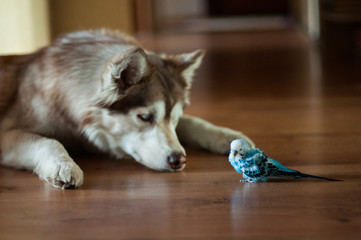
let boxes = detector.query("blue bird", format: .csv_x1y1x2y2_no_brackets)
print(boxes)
229,139,340,182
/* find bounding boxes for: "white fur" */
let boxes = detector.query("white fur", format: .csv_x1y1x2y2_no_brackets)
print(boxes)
0,130,83,189
82,101,185,171
176,115,255,154
181,50,204,86
0,30,255,189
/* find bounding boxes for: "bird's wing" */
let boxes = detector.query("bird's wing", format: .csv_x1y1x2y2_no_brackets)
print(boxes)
266,158,300,177
241,153,268,178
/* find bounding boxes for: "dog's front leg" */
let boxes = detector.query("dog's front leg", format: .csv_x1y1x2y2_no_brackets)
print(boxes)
0,129,83,189
177,115,255,154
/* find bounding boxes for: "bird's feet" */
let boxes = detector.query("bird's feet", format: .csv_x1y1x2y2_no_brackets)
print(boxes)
240,179,253,183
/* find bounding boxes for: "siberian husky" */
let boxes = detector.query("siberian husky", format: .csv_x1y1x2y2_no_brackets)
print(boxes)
0,29,254,189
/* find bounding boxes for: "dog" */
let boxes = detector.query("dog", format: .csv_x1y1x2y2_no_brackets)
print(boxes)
0,29,254,189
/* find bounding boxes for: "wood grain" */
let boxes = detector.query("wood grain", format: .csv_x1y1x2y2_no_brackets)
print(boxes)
1,30,361,239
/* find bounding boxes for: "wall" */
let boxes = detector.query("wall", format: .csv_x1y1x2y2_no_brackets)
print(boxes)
0,0,50,54
48,0,134,39
153,0,207,31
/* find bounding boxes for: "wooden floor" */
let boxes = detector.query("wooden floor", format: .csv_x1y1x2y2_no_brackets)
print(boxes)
1,30,361,239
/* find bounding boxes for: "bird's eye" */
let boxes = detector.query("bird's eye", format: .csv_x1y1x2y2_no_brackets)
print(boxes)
138,114,154,123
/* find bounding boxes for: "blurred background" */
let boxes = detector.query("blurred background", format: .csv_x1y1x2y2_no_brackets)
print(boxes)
0,0,360,59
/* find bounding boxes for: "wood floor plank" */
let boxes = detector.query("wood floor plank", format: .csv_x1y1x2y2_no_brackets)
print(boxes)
1,30,361,239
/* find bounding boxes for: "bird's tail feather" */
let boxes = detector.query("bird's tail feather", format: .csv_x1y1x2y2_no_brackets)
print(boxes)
297,173,342,181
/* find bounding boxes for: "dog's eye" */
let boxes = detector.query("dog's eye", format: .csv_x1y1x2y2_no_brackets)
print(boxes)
137,114,154,122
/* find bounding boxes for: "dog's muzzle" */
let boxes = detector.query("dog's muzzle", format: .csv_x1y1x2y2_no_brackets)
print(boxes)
168,152,187,170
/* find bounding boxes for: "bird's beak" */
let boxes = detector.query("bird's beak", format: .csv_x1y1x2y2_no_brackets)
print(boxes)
231,150,237,158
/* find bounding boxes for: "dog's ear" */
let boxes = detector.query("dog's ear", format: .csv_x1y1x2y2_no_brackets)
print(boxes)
179,49,205,87
103,48,150,95
163,49,205,88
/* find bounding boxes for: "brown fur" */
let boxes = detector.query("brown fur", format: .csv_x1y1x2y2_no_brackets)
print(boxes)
0,29,254,189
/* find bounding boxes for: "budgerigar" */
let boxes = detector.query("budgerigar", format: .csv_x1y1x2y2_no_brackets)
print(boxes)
229,139,340,182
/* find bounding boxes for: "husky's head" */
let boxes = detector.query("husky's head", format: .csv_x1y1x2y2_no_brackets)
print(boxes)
81,47,204,171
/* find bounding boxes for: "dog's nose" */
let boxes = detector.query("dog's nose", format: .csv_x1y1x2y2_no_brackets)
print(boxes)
168,153,187,170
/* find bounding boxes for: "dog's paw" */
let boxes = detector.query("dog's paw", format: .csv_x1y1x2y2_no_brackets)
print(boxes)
38,159,84,189
212,128,255,155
